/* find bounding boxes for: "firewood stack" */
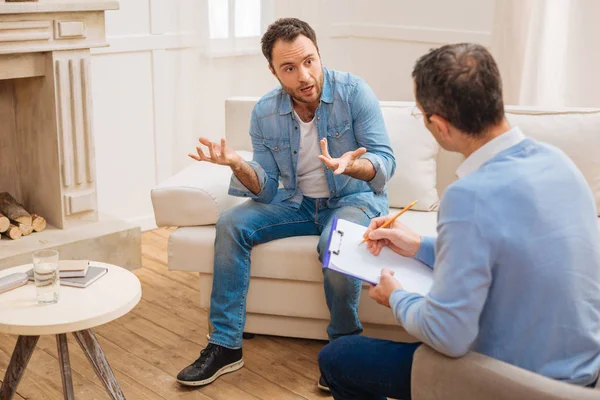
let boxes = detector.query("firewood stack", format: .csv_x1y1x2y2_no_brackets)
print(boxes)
0,192,47,240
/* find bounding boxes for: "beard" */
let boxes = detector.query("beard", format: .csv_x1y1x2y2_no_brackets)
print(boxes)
279,72,324,105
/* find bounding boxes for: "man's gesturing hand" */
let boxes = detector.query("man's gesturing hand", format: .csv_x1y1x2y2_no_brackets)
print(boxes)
369,269,404,308
318,138,367,175
189,137,242,168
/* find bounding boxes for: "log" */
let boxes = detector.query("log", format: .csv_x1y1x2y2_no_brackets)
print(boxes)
0,192,32,226
31,214,47,232
0,213,9,233
14,222,33,236
2,224,22,240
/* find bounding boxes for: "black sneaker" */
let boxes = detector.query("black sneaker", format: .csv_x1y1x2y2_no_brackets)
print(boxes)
177,343,244,386
317,375,331,392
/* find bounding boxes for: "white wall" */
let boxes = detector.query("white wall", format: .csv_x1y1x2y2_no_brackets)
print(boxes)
561,0,600,107
323,0,496,100
90,0,496,230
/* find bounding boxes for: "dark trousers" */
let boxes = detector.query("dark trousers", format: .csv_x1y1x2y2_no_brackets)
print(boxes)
318,335,421,400
319,336,598,399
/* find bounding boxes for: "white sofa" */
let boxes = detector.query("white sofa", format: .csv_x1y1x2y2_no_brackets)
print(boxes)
151,98,600,342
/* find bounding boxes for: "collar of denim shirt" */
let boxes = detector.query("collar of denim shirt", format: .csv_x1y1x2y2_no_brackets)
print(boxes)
278,66,334,116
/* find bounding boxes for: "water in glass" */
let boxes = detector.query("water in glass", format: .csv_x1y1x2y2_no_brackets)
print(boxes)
33,250,60,304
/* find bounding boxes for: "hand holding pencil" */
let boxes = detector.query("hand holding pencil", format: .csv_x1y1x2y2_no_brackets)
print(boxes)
362,200,422,257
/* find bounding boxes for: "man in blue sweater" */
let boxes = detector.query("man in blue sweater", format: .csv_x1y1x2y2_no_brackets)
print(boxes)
318,43,600,400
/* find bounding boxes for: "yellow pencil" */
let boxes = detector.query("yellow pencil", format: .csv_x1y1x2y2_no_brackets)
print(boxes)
360,200,418,245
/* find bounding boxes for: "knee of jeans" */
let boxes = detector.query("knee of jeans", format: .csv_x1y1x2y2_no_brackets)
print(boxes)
319,338,355,373
317,230,330,262
318,342,336,372
216,209,243,238
323,267,360,295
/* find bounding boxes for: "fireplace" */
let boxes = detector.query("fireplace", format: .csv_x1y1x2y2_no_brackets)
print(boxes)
0,0,140,270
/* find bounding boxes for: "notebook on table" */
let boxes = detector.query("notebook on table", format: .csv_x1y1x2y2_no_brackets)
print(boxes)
323,217,434,296
26,261,108,288
58,260,90,278
26,259,89,279
59,265,108,288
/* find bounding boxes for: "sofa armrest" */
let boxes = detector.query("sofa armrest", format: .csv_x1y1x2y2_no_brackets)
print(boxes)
412,345,600,400
151,151,251,227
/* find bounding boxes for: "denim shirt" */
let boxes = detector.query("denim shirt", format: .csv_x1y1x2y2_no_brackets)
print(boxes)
229,67,396,218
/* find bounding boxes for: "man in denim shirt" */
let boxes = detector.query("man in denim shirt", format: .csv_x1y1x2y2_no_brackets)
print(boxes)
177,18,395,389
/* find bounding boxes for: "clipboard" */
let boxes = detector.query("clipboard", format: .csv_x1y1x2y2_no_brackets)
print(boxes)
323,217,434,296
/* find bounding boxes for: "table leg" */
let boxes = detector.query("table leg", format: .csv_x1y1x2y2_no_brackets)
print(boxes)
0,335,39,400
72,329,125,400
56,334,75,400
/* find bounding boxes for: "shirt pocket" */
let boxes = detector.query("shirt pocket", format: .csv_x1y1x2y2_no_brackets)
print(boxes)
263,138,292,175
326,122,355,157
264,138,291,152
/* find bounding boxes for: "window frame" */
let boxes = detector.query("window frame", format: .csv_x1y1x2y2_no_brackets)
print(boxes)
207,0,274,58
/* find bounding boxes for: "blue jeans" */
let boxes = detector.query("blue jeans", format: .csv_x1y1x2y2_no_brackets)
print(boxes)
209,197,371,349
319,335,421,400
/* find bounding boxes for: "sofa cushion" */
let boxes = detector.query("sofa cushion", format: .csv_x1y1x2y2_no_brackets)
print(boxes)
168,209,440,279
380,102,440,211
506,109,600,215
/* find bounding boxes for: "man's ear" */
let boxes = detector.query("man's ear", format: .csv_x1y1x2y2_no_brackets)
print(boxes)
268,64,276,77
429,115,451,141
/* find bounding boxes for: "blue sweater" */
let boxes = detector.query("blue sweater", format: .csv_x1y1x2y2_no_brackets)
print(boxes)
390,137,600,385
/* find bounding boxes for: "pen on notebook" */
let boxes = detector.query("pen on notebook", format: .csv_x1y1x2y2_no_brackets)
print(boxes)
360,200,418,245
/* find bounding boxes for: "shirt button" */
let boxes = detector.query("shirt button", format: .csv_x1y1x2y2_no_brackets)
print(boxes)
317,117,321,120
293,151,297,154
331,190,335,194
335,132,339,137
274,146,278,150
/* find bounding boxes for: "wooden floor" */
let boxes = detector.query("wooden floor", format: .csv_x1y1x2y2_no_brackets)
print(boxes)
0,228,331,400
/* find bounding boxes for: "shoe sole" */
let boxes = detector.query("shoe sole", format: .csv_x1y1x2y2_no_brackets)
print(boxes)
317,382,331,392
177,359,244,387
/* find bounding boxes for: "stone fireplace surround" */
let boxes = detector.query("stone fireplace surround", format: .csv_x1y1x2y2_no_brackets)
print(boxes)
0,0,140,270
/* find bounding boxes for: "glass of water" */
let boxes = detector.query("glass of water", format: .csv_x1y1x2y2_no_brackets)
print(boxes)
33,250,60,304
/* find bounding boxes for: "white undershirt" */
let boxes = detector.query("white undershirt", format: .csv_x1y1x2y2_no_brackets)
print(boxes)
294,111,330,198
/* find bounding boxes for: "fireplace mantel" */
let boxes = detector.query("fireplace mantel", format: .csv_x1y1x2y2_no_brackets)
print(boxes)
0,0,118,56
0,0,141,270
0,0,118,15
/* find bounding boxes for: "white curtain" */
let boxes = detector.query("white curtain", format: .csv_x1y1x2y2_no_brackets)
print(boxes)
491,0,600,108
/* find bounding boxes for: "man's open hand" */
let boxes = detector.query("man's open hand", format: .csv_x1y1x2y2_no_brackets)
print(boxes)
189,137,242,168
318,138,367,175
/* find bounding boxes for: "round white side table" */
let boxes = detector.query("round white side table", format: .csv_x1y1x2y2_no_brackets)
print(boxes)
0,262,141,400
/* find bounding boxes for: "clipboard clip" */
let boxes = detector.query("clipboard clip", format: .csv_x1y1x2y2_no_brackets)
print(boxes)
330,229,344,255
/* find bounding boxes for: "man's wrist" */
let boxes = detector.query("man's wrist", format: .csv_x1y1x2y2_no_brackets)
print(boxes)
229,157,244,172
346,158,375,180
411,235,422,257
344,159,359,175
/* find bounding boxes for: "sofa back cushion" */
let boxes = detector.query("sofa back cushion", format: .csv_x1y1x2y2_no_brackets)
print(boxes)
226,98,600,215
379,102,440,210
436,107,600,215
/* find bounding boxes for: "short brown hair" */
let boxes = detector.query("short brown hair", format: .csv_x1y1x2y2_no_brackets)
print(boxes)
412,43,505,136
261,18,319,66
